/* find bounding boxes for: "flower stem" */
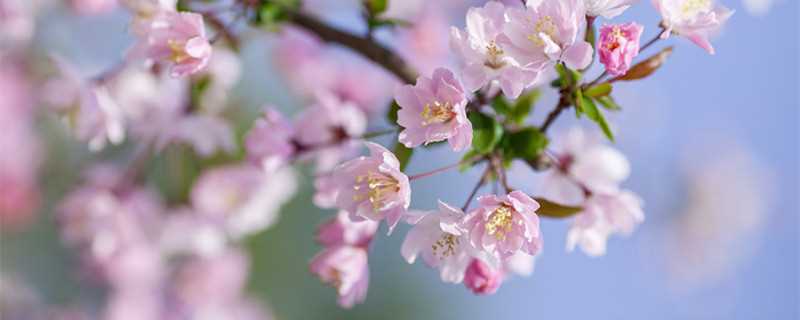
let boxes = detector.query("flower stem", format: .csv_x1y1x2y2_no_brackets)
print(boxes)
462,167,492,212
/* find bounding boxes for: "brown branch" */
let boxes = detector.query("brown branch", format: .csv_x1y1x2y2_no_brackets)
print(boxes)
539,94,570,134
287,12,417,84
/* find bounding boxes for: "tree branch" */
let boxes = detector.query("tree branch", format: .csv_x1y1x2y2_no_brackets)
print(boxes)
287,12,417,84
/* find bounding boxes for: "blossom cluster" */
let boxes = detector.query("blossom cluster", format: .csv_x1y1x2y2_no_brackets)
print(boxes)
0,0,734,315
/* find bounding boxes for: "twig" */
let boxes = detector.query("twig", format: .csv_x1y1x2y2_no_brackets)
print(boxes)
539,94,570,134
462,167,492,211
287,11,417,84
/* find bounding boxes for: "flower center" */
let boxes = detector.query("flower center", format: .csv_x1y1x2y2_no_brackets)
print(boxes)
485,205,515,241
604,26,625,51
354,171,400,211
167,39,190,63
421,101,456,126
680,0,711,18
526,15,558,47
431,233,460,259
484,41,506,69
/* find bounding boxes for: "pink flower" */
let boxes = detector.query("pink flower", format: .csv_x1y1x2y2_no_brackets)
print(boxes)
47,58,126,151
155,114,235,156
598,22,644,76
584,0,638,18
190,164,298,238
401,201,474,283
131,11,212,77
500,0,593,71
173,249,249,307
653,0,734,54
566,190,644,256
0,0,35,48
465,191,542,259
245,108,296,172
463,258,504,295
332,142,411,234
397,4,452,76
541,127,630,205
309,246,370,309
120,0,176,17
395,68,472,151
450,1,540,98
294,94,367,171
317,210,379,248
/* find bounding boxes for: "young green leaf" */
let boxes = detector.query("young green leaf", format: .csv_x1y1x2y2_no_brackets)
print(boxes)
468,111,503,154
508,127,548,160
534,198,583,218
386,101,400,125
577,95,614,141
596,95,622,111
584,83,612,98
392,142,413,171
509,89,540,124
365,0,388,15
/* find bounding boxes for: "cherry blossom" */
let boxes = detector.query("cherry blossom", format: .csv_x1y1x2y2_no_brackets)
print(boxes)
598,22,644,76
465,191,543,259
653,0,734,54
395,68,472,151
566,190,644,256
332,142,411,234
309,245,370,309
130,10,212,77
584,0,638,18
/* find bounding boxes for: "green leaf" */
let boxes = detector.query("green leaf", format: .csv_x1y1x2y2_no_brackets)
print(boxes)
596,95,621,111
386,101,400,125
365,0,388,15
392,142,413,171
584,83,612,98
507,127,548,160
491,95,512,116
577,95,614,141
534,198,583,218
468,111,503,154
509,89,540,124
573,88,585,116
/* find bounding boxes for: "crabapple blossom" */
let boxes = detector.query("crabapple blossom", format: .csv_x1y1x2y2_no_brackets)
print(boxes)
395,68,472,151
401,201,474,283
47,58,126,151
190,164,298,239
598,22,644,76
465,191,543,259
155,114,236,156
397,4,453,76
566,190,644,256
0,0,35,49
501,0,593,71
463,258,504,295
130,10,212,77
317,210,379,248
450,1,540,98
294,94,367,171
541,127,631,205
332,142,411,234
195,47,242,114
584,0,638,18
653,0,734,54
245,108,296,172
309,245,370,309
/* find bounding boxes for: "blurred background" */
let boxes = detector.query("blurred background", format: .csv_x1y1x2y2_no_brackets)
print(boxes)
1,0,798,319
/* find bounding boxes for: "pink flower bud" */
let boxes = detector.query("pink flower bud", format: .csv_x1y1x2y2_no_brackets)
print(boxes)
598,22,644,77
464,258,503,295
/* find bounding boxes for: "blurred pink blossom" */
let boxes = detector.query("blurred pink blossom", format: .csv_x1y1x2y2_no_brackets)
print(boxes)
309,245,370,309
130,11,212,77
245,108,296,172
0,0,35,49
566,190,644,256
317,210,379,248
463,258,504,295
653,0,734,54
69,0,117,15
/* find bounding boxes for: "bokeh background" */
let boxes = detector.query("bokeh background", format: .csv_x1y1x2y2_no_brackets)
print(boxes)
1,0,798,319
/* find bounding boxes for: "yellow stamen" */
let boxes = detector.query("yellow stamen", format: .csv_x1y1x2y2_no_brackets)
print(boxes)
485,205,515,241
421,101,455,126
431,233,460,259
168,39,190,63
526,15,558,47
484,41,506,69
353,171,400,211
